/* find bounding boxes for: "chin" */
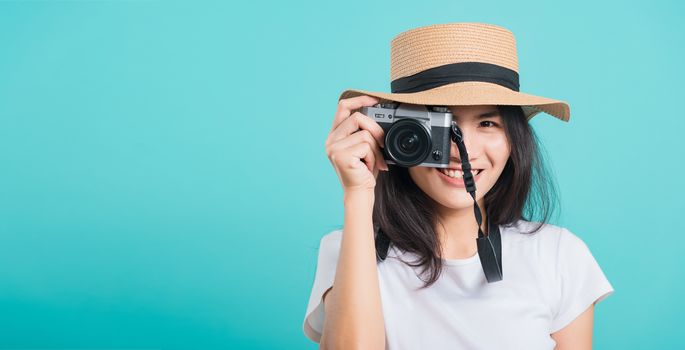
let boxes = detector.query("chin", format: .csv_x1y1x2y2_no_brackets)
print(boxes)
432,193,478,209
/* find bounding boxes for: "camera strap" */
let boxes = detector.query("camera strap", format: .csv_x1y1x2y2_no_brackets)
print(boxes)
450,122,503,283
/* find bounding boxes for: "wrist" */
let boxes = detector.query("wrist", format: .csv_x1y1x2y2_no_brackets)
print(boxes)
343,189,375,207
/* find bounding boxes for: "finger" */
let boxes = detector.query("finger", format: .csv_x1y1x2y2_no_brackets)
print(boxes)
329,111,386,150
348,139,377,173
331,129,386,172
331,95,380,133
357,129,387,172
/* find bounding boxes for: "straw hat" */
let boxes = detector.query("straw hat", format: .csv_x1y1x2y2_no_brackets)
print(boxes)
338,22,570,122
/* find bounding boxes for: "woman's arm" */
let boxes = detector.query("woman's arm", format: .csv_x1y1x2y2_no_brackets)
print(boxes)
319,190,386,350
551,304,594,350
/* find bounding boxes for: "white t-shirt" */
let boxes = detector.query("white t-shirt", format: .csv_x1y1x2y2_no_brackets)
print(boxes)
303,219,615,349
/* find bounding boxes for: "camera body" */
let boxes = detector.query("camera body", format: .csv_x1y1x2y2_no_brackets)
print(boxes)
360,102,453,168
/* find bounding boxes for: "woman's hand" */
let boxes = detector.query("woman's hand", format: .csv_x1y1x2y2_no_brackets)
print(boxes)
325,95,389,195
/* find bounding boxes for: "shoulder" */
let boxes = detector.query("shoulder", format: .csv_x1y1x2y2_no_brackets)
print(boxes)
320,229,343,247
503,219,583,247
316,229,344,259
502,219,565,245
503,219,592,269
505,220,603,278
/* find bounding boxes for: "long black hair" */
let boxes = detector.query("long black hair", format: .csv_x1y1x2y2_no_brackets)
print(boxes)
370,105,560,289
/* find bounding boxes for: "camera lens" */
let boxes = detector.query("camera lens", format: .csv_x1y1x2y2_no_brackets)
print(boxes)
400,133,419,152
385,119,432,167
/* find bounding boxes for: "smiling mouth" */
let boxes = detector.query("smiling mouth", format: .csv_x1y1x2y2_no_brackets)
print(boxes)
437,168,483,179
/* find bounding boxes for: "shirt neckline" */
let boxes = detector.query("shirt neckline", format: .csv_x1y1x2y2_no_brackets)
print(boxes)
441,251,481,266
389,224,506,267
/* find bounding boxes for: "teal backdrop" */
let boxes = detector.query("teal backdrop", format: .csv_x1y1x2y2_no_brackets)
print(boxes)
0,0,682,349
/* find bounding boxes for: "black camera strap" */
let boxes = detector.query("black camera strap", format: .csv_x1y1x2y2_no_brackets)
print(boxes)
450,122,503,283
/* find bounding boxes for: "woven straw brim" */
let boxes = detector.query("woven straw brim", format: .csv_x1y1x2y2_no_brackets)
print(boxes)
339,81,570,122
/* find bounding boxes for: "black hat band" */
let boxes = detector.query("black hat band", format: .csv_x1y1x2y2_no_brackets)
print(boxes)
391,61,520,93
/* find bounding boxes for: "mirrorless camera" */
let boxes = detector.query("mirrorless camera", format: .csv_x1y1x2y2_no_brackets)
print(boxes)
360,102,452,168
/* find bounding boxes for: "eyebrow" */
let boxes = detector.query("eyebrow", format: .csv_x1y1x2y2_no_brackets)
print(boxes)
452,110,501,119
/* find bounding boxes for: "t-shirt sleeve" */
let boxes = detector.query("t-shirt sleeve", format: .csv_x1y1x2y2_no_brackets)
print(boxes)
303,229,343,343
549,227,615,333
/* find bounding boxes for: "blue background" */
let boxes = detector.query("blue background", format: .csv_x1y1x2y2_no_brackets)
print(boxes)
0,0,682,349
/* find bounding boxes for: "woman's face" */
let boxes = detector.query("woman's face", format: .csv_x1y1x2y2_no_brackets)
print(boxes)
408,104,511,210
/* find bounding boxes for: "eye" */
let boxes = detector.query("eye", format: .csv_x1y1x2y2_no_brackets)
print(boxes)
480,120,499,128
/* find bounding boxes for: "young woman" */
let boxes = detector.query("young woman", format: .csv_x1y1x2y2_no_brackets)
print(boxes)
304,23,614,350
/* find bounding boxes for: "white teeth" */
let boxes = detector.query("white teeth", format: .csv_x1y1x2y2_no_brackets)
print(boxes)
439,168,481,179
